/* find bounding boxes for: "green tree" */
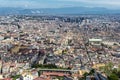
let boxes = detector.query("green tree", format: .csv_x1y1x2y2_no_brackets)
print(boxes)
108,73,119,80
89,69,95,75
104,62,113,75
11,75,21,80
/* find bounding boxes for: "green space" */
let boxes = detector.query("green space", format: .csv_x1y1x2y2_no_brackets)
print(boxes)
99,62,120,80
31,64,70,70
11,75,21,80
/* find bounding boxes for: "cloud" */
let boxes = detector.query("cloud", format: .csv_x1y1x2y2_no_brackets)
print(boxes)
0,0,120,9
0,0,52,8
57,0,120,5
56,0,120,9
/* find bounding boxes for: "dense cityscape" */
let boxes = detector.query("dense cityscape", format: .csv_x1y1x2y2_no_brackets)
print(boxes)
0,15,119,80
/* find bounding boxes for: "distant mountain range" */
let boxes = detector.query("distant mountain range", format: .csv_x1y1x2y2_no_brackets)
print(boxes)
0,7,120,15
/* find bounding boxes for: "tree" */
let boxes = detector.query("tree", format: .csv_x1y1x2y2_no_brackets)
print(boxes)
108,73,119,80
11,75,21,80
104,62,113,75
83,72,89,79
38,71,42,76
89,69,95,75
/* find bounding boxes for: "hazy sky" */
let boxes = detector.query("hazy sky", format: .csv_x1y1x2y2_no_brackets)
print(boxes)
0,0,120,9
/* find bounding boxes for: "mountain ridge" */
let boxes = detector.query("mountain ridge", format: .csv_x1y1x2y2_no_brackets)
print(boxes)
0,7,120,15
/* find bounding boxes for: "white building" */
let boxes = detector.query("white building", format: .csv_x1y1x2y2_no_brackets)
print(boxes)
89,38,102,45
22,74,33,80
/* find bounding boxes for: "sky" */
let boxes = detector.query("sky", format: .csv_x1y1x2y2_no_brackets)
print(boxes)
0,0,120,9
